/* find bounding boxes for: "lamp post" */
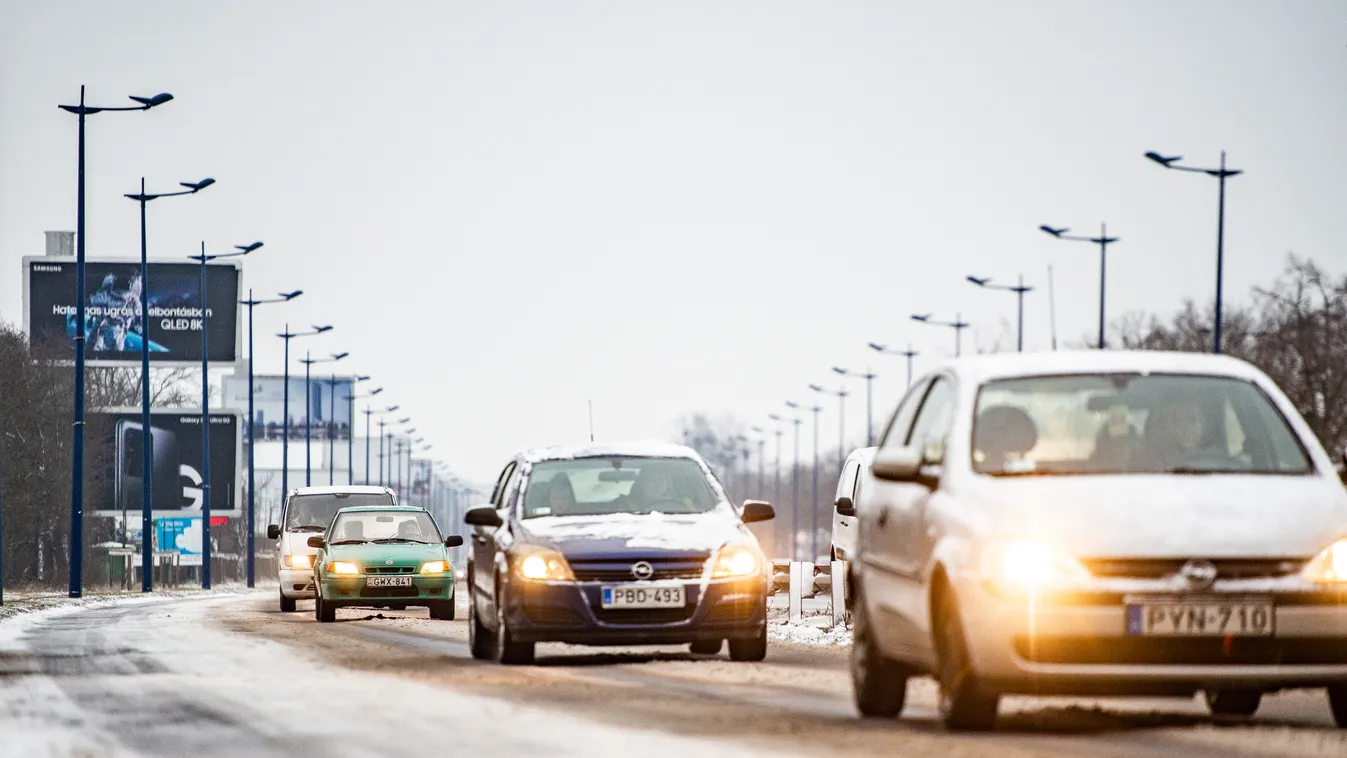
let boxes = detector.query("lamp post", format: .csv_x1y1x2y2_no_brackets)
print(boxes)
375,407,399,485
346,388,384,485
911,313,970,357
748,427,768,498
1040,224,1120,349
299,352,348,486
190,241,262,590
810,384,848,471
869,343,918,389
59,86,173,599
788,400,823,561
343,376,372,484
277,325,333,501
772,409,804,561
1145,151,1243,354
831,367,877,446
124,176,215,593
967,275,1033,352
238,289,301,589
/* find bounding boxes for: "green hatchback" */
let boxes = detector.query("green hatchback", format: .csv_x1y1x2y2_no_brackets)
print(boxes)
308,506,465,623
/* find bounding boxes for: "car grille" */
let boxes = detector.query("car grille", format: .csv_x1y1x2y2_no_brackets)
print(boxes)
522,602,586,627
570,558,707,583
365,566,415,574
360,586,419,598
1014,636,1347,665
704,597,760,624
1078,558,1307,580
592,607,696,625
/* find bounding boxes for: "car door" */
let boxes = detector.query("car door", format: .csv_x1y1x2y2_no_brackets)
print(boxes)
833,457,861,559
471,460,517,615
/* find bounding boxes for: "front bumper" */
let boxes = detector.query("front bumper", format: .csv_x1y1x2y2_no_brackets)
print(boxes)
503,576,768,646
955,573,1347,695
319,573,456,607
279,567,316,598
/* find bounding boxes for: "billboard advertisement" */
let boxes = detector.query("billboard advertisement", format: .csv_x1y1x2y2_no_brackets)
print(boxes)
222,375,354,441
23,256,241,365
91,408,243,518
155,517,204,566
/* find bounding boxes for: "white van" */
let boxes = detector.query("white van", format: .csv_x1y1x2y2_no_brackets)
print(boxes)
266,485,397,612
831,446,875,562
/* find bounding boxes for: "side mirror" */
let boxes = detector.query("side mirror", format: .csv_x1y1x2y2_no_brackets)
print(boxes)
464,505,504,528
871,447,925,483
444,535,465,548
740,500,775,523
835,496,856,517
306,536,326,549
266,524,280,540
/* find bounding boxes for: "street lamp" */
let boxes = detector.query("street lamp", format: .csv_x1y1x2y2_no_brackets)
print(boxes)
787,400,823,561
1040,223,1120,349
322,373,365,486
60,86,173,599
967,275,1033,352
124,175,214,593
1145,151,1243,354
748,427,768,499
189,240,262,590
345,385,383,485
869,343,919,389
238,288,301,589
911,313,970,357
766,413,796,559
832,367,877,445
810,384,848,473
298,352,348,486
373,405,398,485
342,376,373,485
277,325,333,499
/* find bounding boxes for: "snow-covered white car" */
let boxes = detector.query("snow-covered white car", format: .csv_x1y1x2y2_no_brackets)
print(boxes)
849,351,1347,730
832,446,876,562
267,485,398,612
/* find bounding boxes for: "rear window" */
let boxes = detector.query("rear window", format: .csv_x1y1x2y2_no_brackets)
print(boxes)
284,492,394,532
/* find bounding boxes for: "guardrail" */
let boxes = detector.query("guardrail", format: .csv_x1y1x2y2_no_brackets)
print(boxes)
770,559,847,627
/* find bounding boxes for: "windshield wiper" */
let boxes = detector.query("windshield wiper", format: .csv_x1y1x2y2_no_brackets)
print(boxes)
288,525,327,532
328,539,368,545
372,538,432,544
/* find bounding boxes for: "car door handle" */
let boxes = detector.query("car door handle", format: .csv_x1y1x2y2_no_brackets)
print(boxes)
877,508,889,528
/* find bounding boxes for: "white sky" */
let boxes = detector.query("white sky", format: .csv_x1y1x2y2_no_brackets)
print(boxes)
2,1,1345,488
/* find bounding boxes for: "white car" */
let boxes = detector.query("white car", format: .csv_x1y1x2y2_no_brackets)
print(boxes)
849,351,1347,730
267,485,398,612
832,446,876,562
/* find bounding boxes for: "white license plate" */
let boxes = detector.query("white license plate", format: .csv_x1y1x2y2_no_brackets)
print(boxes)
601,584,685,609
1126,599,1274,636
366,575,413,588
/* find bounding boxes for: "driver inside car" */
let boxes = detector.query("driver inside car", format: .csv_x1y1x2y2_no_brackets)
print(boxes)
1136,396,1235,471
625,468,692,512
396,520,424,540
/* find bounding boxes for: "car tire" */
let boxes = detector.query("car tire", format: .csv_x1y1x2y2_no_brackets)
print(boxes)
728,624,768,662
689,639,723,656
1205,690,1262,718
494,579,535,665
850,577,907,718
279,591,296,613
933,584,999,731
1326,685,1347,728
316,592,336,623
429,601,455,621
467,582,496,660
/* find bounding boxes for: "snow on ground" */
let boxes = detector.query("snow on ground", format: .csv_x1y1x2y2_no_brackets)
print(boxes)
0,584,261,631
767,606,852,646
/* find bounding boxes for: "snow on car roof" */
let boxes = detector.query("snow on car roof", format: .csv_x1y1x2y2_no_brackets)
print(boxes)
522,440,706,464
287,485,395,496
333,505,427,513
931,350,1270,386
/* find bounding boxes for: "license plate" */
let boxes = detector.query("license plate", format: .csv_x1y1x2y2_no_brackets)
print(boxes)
1125,599,1274,636
366,575,413,588
601,584,685,609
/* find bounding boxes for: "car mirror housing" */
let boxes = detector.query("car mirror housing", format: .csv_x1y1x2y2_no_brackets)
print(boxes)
740,500,775,523
306,536,326,549
266,524,280,540
871,447,925,482
835,496,856,517
464,505,504,528
444,535,465,548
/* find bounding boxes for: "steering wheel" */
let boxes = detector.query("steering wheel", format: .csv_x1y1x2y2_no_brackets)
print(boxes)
644,496,696,514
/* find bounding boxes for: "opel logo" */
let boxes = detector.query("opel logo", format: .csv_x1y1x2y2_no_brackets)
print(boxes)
631,561,655,580
1179,559,1218,589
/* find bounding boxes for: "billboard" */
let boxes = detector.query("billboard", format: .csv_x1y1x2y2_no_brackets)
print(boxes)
155,517,204,566
91,408,243,518
222,375,354,441
23,256,241,365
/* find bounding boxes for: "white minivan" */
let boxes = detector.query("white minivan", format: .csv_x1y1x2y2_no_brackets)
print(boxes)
267,485,397,612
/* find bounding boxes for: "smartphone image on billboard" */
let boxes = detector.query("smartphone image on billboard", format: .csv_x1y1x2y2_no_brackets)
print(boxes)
115,420,177,512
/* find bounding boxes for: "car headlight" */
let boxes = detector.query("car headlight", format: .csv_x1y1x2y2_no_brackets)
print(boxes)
282,553,313,570
981,539,1090,592
1302,538,1347,583
328,561,361,575
420,560,450,575
712,545,760,578
513,546,575,581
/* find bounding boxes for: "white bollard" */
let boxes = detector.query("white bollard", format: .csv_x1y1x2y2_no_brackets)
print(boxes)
831,560,847,627
788,561,804,624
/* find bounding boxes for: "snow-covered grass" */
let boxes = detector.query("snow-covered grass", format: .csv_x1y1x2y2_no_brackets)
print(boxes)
0,583,263,625
767,606,852,647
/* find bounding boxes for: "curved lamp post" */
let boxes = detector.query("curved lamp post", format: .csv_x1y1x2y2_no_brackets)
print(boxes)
967,275,1032,352
1040,224,1119,349
911,313,970,357
298,352,348,486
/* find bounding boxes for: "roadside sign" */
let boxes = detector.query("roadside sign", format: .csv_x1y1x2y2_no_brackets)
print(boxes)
156,517,203,566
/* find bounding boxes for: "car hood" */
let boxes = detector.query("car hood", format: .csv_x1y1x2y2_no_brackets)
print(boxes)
515,511,750,560
325,542,448,567
965,474,1347,558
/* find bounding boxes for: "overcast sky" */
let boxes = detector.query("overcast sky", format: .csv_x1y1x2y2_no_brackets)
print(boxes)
2,1,1345,489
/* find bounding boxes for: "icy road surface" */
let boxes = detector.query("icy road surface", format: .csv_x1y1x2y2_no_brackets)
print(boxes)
2,589,1346,758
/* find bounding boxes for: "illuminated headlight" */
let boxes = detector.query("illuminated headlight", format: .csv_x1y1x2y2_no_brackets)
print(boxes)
328,561,361,576
1302,539,1347,583
712,545,760,578
420,560,450,575
282,553,313,570
981,539,1090,592
513,546,575,581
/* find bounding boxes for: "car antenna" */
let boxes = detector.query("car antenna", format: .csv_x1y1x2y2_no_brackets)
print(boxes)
588,399,595,442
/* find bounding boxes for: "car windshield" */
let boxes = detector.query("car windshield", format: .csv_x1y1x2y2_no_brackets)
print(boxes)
328,510,441,544
285,492,393,531
521,457,719,518
971,373,1312,476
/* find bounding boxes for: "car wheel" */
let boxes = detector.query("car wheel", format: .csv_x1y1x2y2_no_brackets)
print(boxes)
494,579,535,665
728,624,768,662
279,590,296,613
467,583,496,660
689,639,722,656
933,584,999,731
316,592,336,623
1326,685,1347,728
1205,690,1262,718
429,601,455,621
850,577,907,718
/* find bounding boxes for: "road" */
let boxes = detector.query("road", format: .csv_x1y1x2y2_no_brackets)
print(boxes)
1,589,1344,758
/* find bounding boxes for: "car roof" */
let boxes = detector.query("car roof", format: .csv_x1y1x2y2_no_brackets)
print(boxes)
926,350,1271,386
288,485,394,497
334,505,428,514
520,440,706,465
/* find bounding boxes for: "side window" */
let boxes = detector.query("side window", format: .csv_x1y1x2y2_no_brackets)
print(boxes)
878,377,931,449
500,466,524,514
489,461,517,507
835,460,860,500
905,377,957,463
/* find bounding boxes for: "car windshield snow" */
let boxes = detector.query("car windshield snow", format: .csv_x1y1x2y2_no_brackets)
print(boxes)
285,492,394,532
328,510,441,544
971,372,1313,476
521,457,719,518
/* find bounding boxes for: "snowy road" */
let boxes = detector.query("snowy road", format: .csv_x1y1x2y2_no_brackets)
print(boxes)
2,590,1345,758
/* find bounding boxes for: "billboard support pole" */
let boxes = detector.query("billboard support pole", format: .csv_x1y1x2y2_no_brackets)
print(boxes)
200,242,212,590
139,179,153,592
328,373,336,486
281,327,291,505
246,290,255,588
304,351,311,487
68,86,88,600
